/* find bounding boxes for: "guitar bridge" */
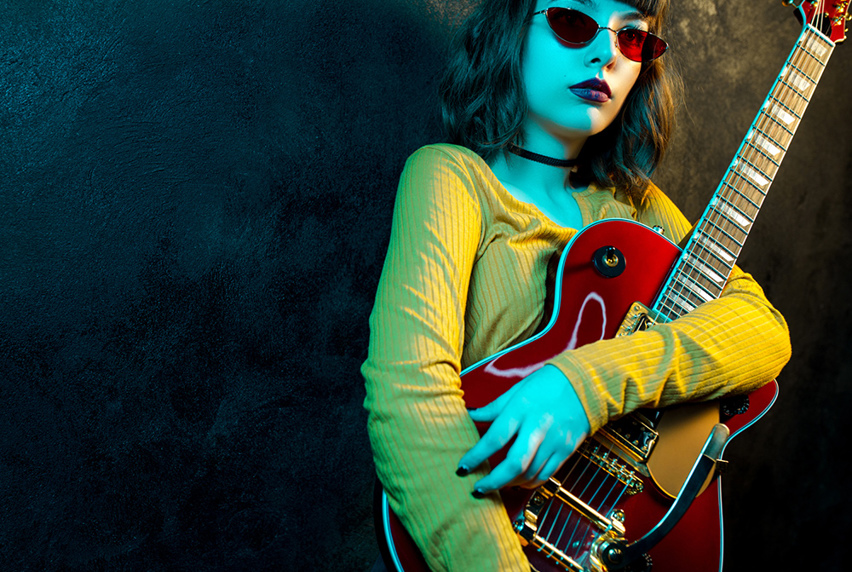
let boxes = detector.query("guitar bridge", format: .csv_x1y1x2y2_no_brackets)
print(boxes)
516,477,627,572
577,440,644,495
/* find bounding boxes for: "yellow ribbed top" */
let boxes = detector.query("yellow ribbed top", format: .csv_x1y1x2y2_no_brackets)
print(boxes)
362,144,790,571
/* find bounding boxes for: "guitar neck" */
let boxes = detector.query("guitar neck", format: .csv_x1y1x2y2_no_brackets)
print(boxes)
652,22,836,321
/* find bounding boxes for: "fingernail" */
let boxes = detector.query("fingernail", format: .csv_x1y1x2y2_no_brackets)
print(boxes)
456,465,469,477
472,488,486,499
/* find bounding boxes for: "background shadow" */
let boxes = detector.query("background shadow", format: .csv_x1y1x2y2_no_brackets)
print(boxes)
1,1,848,570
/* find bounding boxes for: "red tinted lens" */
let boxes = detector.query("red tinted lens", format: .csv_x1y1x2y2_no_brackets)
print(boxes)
616,29,667,62
545,8,598,44
544,7,668,62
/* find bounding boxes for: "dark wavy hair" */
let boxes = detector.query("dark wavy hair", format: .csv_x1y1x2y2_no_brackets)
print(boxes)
440,0,681,201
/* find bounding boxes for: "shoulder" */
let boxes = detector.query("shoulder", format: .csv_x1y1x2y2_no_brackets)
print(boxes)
395,144,488,223
398,144,490,205
403,143,488,175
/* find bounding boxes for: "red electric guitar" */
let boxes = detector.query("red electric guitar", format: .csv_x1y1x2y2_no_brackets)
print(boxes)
376,3,849,571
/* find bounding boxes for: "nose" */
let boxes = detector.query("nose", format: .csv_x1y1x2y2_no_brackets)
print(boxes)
584,27,619,68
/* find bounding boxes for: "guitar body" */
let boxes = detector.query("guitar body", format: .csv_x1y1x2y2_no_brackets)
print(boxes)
377,219,779,572
374,3,852,565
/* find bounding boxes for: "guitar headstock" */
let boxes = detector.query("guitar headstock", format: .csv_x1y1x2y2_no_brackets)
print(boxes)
788,0,852,43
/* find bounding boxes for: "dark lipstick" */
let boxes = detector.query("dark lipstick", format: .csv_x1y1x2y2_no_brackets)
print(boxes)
569,78,612,103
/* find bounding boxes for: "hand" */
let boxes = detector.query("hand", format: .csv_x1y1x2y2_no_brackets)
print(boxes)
457,365,590,496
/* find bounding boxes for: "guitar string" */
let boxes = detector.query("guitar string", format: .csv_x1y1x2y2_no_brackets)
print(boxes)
667,29,815,317
548,455,603,551
565,459,625,561
559,467,604,555
534,26,834,565
538,444,608,556
579,442,631,558
537,454,587,552
551,440,624,558
553,460,605,555
658,26,819,322
554,15,834,568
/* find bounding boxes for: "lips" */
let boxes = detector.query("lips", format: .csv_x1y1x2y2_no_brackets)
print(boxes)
569,78,612,103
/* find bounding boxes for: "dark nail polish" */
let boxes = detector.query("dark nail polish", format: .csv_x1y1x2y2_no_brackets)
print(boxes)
456,465,469,477
472,489,486,499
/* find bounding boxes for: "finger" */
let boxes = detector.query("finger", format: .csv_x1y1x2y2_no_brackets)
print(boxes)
522,439,555,482
467,381,524,422
458,411,522,474
537,453,571,485
473,422,545,493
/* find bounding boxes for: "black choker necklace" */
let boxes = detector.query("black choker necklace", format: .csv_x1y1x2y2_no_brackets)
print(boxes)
507,144,577,168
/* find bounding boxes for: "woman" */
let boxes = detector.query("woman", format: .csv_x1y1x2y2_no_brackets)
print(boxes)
363,0,791,570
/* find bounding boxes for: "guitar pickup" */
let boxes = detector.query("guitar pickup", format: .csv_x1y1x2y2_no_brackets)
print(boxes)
590,411,660,480
615,302,660,337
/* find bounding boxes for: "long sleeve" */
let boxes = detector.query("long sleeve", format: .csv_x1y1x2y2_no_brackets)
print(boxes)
547,186,792,433
362,147,529,571
362,144,792,570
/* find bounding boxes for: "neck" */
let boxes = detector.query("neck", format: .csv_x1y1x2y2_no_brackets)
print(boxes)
488,124,587,195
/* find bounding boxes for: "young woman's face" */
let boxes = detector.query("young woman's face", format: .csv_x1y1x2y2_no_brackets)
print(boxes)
521,0,647,147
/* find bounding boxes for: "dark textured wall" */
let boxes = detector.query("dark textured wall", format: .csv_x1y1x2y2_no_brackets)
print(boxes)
1,1,849,570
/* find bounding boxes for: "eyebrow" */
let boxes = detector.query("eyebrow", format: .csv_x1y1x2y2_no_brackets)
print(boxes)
547,0,647,23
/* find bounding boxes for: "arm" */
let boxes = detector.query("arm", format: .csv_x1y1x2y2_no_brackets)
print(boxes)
459,183,791,492
551,186,792,434
550,263,791,434
362,146,529,571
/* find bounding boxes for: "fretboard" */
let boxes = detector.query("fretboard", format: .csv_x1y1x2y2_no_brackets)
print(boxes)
653,24,835,321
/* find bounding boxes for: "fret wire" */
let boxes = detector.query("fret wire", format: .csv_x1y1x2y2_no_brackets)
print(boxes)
717,194,757,223
774,80,806,106
806,29,834,54
693,228,737,260
753,124,789,152
672,271,722,302
657,295,689,319
797,43,822,64
666,263,695,304
671,290,704,311
667,290,699,316
689,232,736,270
787,59,818,82
660,284,686,319
799,34,830,66
739,154,774,182
794,44,830,84
701,217,745,248
777,77,808,100
768,93,803,120
739,129,778,163
700,221,747,264
794,38,827,74
761,112,795,135
786,61,818,88
674,257,706,292
681,245,733,284
742,139,782,168
728,169,769,196
708,203,752,232
700,216,744,250
772,86,809,117
751,124,786,152
721,181,761,209
684,253,733,279
656,300,678,321
738,149,777,181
